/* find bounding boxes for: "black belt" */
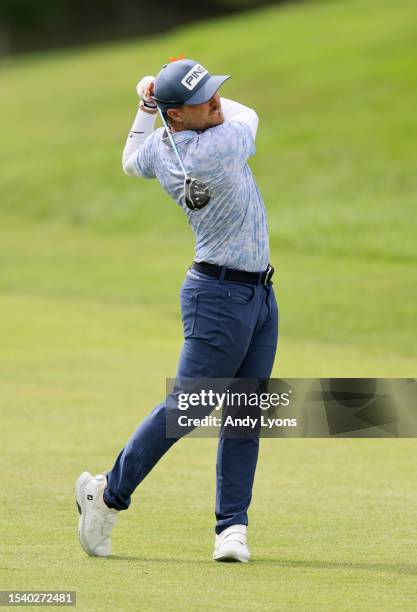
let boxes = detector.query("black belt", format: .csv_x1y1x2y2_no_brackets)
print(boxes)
191,261,274,286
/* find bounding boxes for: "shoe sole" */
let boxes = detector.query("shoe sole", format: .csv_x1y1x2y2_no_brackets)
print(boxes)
75,471,96,557
213,550,250,563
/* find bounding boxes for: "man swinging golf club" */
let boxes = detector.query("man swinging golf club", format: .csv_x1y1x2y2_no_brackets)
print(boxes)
75,58,278,562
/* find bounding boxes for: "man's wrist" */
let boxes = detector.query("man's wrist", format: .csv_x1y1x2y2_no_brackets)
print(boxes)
139,102,158,115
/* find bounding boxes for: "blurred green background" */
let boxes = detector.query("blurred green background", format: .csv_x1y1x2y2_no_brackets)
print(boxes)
1,0,417,610
0,0,281,55
1,0,416,376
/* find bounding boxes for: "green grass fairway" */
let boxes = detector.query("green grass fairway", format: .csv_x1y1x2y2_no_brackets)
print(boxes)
1,0,417,609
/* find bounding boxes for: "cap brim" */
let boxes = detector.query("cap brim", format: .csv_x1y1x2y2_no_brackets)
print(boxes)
185,75,231,105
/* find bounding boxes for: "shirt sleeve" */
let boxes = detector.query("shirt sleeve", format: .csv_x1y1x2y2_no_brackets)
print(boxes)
220,97,259,141
122,108,159,179
130,130,159,179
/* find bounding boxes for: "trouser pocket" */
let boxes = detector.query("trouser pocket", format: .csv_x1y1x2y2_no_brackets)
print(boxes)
181,289,222,341
224,284,255,304
182,286,257,345
180,288,199,338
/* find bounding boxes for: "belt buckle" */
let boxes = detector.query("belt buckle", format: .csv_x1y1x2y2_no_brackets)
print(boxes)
264,264,273,286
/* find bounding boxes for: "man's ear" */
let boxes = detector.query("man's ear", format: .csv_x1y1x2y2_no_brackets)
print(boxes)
167,108,183,125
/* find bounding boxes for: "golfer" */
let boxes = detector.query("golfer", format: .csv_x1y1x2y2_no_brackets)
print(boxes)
75,58,278,563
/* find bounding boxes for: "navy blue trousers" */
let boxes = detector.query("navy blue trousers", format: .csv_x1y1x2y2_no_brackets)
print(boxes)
104,269,278,533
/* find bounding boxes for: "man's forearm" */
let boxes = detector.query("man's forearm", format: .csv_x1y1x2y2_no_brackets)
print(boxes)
122,105,157,176
220,97,259,140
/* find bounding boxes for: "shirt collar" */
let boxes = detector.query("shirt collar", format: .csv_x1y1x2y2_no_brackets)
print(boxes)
162,128,200,147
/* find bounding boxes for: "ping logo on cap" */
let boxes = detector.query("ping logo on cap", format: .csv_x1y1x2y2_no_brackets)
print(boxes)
181,64,208,91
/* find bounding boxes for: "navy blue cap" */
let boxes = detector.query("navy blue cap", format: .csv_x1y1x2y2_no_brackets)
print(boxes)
152,59,230,112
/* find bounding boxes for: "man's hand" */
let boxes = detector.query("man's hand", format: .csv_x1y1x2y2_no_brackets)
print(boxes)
136,76,157,112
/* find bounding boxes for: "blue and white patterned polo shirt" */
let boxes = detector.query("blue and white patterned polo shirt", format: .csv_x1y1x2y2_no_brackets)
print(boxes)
133,120,269,272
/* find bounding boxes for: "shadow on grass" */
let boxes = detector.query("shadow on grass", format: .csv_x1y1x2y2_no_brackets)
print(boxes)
108,556,208,564
108,556,417,575
254,559,417,575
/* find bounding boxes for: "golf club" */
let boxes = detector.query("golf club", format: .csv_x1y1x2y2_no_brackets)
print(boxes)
156,106,211,211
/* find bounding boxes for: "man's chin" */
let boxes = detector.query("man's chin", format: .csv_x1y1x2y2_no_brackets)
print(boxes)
202,113,225,130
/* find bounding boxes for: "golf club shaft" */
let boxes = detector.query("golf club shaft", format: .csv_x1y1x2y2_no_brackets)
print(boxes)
157,106,188,179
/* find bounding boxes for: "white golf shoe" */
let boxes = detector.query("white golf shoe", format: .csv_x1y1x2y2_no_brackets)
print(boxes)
75,471,119,557
213,524,250,563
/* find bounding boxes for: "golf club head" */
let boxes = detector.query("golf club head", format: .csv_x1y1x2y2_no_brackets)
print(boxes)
184,178,211,211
